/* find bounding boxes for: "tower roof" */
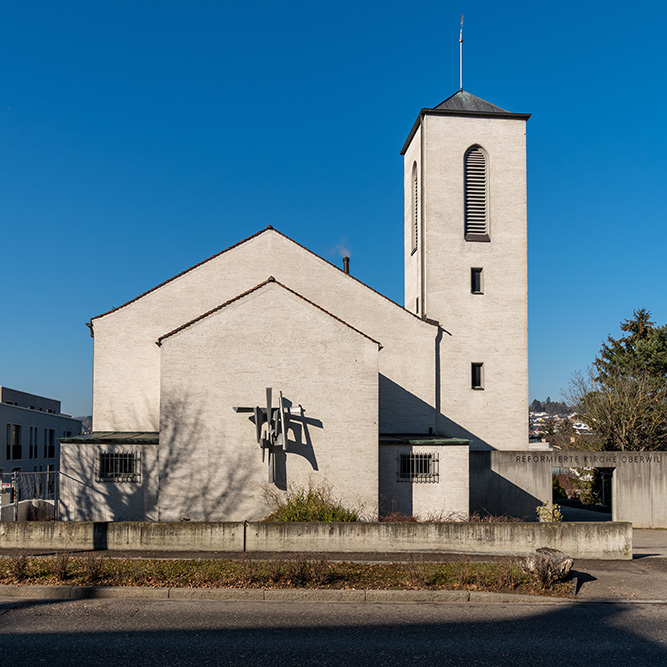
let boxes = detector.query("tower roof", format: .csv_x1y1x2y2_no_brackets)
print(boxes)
400,90,530,155
434,90,509,114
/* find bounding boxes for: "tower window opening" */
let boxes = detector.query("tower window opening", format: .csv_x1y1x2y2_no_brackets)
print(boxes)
464,147,489,241
412,162,419,253
471,268,484,294
472,362,484,390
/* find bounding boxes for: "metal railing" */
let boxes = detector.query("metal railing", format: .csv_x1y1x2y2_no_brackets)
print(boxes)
0,471,59,521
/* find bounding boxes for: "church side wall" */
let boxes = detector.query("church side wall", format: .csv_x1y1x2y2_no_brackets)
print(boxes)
157,284,380,521
92,231,436,435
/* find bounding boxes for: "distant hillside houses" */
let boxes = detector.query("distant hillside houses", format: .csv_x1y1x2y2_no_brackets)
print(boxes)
529,411,592,439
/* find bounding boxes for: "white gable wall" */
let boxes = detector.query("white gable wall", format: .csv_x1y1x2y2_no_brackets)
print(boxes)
92,230,436,435
157,283,379,520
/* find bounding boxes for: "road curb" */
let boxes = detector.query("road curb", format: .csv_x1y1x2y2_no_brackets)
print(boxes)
3,583,662,603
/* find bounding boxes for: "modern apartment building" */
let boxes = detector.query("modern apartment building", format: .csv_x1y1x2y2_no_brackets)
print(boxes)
1,386,82,477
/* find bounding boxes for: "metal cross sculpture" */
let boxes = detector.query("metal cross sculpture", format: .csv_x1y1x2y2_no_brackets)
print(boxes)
233,388,304,484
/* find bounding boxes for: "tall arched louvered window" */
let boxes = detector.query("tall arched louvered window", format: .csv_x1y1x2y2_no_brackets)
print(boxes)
464,146,489,241
412,162,419,253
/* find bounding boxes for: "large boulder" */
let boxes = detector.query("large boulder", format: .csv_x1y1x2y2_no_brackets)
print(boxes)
522,547,574,587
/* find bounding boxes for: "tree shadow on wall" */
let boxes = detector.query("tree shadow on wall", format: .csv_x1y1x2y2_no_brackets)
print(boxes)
59,394,254,523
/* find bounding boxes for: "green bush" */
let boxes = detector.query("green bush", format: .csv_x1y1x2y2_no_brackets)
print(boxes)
264,485,359,522
552,476,567,500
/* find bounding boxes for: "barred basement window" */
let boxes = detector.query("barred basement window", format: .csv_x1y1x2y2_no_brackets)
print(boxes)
464,146,490,241
397,452,439,483
97,452,140,483
412,162,419,253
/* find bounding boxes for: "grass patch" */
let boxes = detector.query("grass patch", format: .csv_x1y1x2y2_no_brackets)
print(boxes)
0,555,571,597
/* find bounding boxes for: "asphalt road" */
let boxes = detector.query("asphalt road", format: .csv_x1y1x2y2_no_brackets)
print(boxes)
1,598,666,666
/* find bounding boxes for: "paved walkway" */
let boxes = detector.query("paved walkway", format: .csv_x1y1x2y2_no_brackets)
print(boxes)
574,529,667,600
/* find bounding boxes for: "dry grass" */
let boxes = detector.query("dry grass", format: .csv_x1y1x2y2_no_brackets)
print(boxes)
0,554,571,597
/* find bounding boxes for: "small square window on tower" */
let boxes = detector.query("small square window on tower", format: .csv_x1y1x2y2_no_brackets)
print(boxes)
471,363,484,390
471,268,483,294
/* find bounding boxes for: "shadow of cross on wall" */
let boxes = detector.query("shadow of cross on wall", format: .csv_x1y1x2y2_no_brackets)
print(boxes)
233,388,322,490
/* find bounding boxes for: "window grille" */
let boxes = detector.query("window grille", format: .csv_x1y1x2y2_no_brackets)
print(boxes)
97,452,141,483
397,452,439,483
464,146,489,240
412,162,419,252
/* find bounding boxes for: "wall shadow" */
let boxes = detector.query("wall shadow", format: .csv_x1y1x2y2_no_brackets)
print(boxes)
378,374,496,450
0,600,665,666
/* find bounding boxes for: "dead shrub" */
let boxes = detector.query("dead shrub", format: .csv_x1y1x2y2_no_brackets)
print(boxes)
404,554,429,587
379,511,419,522
81,553,107,583
267,558,284,584
285,555,311,587
239,556,260,586
8,554,29,581
310,554,331,586
52,552,71,581
468,512,525,523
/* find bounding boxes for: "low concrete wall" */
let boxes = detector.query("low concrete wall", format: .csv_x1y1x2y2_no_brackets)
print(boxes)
0,521,245,552
246,521,632,560
0,520,632,559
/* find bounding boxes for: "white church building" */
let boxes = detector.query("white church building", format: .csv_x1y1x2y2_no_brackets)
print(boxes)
60,89,533,522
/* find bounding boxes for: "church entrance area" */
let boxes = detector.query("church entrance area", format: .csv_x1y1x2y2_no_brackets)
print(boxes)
553,466,613,522
470,450,666,528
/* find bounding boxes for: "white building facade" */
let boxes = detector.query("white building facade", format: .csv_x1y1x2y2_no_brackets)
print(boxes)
60,89,531,522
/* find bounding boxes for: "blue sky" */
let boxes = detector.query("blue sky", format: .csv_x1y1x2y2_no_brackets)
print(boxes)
1,1,666,417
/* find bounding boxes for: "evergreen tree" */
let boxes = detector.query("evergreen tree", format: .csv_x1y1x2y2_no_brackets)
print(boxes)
569,310,667,451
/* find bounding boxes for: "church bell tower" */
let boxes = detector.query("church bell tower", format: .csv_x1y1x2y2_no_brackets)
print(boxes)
401,90,530,450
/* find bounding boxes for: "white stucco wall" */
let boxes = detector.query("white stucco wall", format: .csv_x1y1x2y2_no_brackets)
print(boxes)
91,230,437,436
403,113,529,450
59,443,158,521
379,444,469,519
157,282,380,521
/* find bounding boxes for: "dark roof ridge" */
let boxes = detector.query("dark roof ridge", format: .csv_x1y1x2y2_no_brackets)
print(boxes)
88,227,438,330
434,89,509,113
156,277,383,348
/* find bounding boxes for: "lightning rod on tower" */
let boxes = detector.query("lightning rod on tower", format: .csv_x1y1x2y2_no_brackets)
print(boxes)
459,15,464,91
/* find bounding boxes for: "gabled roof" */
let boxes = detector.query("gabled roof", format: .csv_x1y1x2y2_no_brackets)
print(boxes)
88,226,438,331
156,277,382,348
400,89,531,155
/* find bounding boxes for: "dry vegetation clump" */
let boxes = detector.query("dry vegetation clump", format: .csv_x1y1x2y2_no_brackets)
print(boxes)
53,552,71,581
264,485,359,522
468,512,526,523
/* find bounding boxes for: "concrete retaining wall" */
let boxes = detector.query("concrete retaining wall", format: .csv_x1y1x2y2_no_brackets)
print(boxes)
0,520,631,559
246,521,631,559
0,521,245,552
